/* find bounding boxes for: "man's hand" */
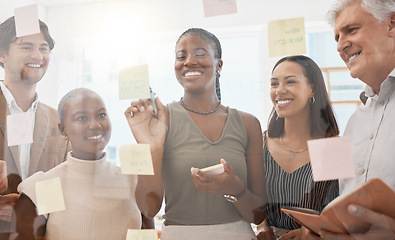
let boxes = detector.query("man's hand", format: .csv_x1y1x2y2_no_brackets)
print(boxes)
0,193,19,222
320,204,395,239
0,160,7,193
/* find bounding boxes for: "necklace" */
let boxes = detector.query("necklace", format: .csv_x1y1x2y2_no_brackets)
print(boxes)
180,97,221,115
279,136,308,153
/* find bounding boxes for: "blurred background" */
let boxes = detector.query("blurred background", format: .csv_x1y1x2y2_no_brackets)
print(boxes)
0,0,362,175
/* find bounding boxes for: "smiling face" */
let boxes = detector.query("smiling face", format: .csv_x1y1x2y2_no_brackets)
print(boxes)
334,1,395,92
60,90,111,160
174,34,222,95
270,61,314,119
0,32,50,86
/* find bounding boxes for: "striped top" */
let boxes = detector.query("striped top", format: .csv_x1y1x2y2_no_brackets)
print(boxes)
263,132,339,229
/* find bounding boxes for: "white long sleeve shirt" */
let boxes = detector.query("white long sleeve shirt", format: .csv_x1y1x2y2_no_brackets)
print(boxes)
0,81,37,180
340,69,395,194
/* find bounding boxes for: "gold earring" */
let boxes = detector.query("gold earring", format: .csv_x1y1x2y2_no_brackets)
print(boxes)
63,135,68,140
310,96,315,104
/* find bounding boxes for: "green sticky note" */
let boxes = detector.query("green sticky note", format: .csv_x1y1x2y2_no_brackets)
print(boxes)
119,65,150,100
268,17,306,57
119,144,154,175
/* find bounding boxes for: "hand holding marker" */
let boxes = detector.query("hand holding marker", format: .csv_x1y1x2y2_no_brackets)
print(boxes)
150,87,158,118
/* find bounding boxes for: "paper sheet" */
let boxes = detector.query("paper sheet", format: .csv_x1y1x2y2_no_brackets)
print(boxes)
119,144,154,175
35,177,66,215
202,0,237,17
308,136,355,181
7,112,33,146
119,65,150,100
126,229,158,240
268,17,306,57
14,4,40,37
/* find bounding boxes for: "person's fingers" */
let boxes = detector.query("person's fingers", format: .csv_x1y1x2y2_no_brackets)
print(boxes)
300,227,321,240
348,204,385,223
124,100,146,118
0,193,19,206
0,161,7,193
320,229,354,240
220,158,234,175
140,99,154,110
191,167,211,182
190,167,202,180
155,97,166,110
347,204,395,236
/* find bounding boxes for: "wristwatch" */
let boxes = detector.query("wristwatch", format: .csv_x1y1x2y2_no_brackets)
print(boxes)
223,185,247,203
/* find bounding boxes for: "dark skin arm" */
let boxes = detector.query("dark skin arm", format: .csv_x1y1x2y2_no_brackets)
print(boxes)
125,98,167,218
141,214,155,229
13,193,46,240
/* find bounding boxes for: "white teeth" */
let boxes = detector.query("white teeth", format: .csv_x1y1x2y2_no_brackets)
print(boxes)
348,54,359,62
87,134,102,140
277,99,292,105
26,64,41,68
185,71,202,77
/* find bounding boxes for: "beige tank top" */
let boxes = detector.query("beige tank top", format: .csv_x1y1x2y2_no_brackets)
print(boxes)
162,101,248,225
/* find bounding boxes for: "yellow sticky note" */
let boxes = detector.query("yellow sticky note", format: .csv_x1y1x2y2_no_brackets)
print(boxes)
35,177,65,215
268,17,306,57
119,144,154,175
119,65,150,100
126,229,158,240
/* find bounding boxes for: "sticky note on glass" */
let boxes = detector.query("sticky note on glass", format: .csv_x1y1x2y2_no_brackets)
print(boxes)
35,177,66,215
308,136,355,182
119,65,150,100
202,0,237,17
14,4,40,37
119,144,154,175
7,112,33,146
126,229,158,240
268,17,306,57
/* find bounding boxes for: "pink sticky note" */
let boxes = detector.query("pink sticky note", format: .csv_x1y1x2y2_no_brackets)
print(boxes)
202,0,237,17
308,136,355,182
7,112,33,146
14,4,40,37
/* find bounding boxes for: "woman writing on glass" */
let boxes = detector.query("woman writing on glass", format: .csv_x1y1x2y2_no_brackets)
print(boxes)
125,28,267,239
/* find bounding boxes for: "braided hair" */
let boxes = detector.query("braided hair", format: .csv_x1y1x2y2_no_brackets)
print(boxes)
176,28,222,101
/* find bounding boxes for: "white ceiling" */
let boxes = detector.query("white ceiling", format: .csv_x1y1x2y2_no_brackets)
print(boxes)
1,0,334,34
10,0,324,8
36,0,113,7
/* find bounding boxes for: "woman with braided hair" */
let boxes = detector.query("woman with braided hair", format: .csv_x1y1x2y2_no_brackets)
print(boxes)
125,28,267,239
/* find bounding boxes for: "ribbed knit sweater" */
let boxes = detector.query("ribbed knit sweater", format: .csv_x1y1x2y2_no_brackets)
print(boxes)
18,152,141,240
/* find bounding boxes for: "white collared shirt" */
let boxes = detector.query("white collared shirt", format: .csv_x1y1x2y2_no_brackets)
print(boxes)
0,81,38,180
340,68,395,194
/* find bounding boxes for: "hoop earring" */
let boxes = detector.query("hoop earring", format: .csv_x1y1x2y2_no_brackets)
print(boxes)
310,96,315,104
